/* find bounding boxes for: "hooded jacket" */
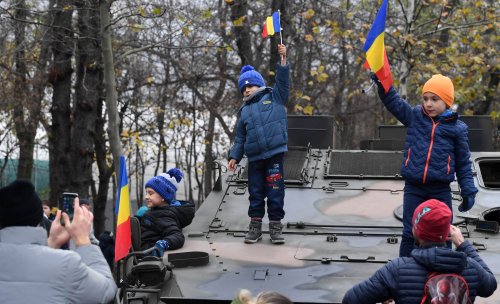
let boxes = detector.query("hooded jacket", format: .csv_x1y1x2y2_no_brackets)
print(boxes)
342,241,497,303
381,87,477,197
0,226,117,303
140,200,195,251
229,63,290,163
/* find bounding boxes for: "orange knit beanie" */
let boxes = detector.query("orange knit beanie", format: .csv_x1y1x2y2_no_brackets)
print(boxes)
422,74,454,107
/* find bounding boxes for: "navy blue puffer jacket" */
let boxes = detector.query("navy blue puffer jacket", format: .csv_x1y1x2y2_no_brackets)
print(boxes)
381,87,477,197
229,64,290,163
342,241,497,303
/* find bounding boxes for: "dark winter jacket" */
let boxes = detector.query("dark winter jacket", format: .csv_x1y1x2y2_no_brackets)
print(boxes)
229,63,290,163
381,87,477,197
140,200,195,251
342,241,497,303
98,231,115,270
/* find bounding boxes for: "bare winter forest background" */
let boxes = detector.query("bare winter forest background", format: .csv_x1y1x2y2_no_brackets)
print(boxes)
0,0,498,236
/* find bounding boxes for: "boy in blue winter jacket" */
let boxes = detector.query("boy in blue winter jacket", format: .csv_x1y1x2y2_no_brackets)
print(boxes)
372,74,478,257
228,44,289,244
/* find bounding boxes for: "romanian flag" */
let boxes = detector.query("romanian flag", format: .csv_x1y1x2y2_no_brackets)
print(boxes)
114,156,131,262
363,0,393,93
262,11,280,38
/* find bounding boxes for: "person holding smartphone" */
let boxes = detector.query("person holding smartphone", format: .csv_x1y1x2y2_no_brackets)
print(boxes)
0,180,117,303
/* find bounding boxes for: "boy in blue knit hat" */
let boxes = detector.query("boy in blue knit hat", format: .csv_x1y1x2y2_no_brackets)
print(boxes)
139,168,195,256
228,44,289,244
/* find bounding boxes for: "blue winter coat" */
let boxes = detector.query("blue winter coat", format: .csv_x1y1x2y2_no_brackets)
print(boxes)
229,64,290,163
381,87,477,197
342,241,497,303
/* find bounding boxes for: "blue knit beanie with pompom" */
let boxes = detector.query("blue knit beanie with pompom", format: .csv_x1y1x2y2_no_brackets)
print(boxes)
238,65,265,94
145,168,183,203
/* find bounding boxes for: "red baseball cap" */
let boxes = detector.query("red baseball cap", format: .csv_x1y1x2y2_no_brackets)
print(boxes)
412,199,452,242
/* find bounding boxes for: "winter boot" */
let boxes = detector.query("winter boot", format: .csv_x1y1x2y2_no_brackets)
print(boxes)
269,221,285,244
244,220,262,243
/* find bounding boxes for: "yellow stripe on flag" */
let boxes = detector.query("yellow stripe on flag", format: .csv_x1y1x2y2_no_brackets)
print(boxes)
117,184,130,225
266,16,275,36
365,33,385,73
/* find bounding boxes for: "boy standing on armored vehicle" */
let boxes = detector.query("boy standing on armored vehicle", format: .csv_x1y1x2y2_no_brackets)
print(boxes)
228,44,290,244
372,73,478,257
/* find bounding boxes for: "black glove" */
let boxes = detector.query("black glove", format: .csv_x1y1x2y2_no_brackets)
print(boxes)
371,73,386,99
458,195,475,212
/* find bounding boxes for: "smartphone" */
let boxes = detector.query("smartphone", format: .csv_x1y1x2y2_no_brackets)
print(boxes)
59,192,78,224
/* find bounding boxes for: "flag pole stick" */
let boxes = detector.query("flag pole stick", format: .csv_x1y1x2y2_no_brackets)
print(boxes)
278,10,284,63
278,9,283,45
361,79,375,94
362,80,376,94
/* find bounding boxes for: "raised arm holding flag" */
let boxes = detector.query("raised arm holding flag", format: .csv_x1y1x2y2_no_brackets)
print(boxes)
366,0,478,259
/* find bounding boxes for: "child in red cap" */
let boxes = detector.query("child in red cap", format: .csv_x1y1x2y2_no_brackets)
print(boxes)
372,74,478,257
412,198,452,244
343,198,497,304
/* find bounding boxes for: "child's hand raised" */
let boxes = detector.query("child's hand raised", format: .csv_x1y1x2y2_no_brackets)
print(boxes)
278,44,286,65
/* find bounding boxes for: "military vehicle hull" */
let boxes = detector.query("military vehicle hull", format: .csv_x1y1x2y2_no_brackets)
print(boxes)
118,116,500,303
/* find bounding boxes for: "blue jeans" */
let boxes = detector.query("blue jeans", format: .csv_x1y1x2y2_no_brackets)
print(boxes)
247,153,285,221
400,182,452,257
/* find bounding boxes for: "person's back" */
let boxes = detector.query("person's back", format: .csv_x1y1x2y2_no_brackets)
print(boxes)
0,226,115,303
0,180,117,303
342,199,497,304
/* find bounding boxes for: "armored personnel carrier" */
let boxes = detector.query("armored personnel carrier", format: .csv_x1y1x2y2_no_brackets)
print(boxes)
116,115,500,304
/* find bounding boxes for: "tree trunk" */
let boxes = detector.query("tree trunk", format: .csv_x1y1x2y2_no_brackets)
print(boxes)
72,0,102,197
12,0,38,180
474,67,499,115
49,0,74,204
94,96,113,237
200,0,229,202
229,0,253,66
100,0,122,178
399,0,415,98
203,113,216,199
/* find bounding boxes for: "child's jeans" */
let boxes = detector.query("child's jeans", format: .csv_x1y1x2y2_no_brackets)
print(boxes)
400,182,452,257
247,153,285,221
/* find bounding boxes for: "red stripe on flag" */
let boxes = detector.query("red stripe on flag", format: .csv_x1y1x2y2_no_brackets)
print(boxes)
363,60,370,70
374,50,393,93
262,21,268,38
115,217,131,262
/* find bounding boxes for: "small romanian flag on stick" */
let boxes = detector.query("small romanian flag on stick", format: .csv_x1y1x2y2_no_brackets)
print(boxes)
262,11,281,38
114,155,131,262
363,0,393,93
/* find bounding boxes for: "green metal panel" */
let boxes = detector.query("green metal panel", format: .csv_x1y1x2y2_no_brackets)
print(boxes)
0,159,50,197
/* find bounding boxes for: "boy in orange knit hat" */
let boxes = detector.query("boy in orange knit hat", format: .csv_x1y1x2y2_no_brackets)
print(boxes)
372,73,477,257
